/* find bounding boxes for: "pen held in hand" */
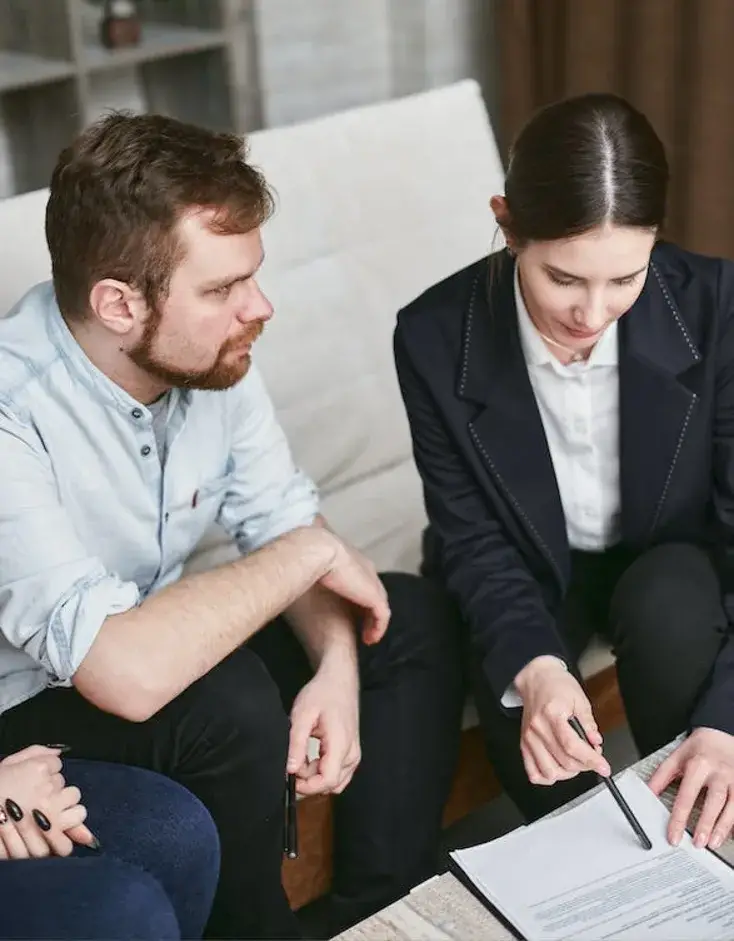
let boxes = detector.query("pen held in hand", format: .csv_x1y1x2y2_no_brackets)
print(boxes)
284,772,298,860
568,716,653,851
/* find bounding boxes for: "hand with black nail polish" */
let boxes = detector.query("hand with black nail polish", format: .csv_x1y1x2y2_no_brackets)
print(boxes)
5,799,22,822
32,809,51,832
0,744,97,857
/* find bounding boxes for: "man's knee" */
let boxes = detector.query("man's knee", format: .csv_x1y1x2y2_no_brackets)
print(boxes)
361,573,465,705
180,647,290,797
378,572,463,664
609,543,725,655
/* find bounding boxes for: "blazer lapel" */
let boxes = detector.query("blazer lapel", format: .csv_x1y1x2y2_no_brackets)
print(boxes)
459,253,571,587
619,260,701,547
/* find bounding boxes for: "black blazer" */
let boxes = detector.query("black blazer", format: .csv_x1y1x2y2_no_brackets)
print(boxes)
394,242,734,732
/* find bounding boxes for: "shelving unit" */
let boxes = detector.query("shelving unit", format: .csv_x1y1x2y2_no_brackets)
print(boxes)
0,0,260,196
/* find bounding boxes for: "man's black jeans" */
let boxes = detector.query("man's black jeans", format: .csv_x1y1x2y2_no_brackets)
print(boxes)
0,572,465,939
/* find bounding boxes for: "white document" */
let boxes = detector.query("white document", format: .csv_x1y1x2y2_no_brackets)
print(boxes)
451,770,734,940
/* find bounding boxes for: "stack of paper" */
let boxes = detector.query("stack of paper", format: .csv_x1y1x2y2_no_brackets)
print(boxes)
451,771,734,940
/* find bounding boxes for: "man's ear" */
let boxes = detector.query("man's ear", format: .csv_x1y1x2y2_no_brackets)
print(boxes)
489,194,518,254
88,279,144,337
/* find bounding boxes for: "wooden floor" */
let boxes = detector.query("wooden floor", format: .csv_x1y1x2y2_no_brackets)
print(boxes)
282,664,627,910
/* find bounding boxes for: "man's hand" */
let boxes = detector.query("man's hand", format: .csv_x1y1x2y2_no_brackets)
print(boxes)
515,656,610,785
318,536,390,645
286,660,360,797
648,727,734,849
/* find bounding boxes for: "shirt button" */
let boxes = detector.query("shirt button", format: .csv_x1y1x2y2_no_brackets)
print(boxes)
140,444,152,457
131,407,143,419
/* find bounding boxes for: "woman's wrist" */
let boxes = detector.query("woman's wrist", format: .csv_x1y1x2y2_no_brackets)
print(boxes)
514,655,568,697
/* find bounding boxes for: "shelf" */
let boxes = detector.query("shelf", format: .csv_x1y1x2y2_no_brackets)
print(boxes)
0,50,75,93
0,1,250,197
83,23,227,72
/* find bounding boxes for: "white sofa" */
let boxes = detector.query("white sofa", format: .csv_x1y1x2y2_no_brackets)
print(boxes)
0,80,614,724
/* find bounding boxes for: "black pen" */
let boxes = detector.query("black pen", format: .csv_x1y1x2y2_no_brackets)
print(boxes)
568,716,653,850
284,772,298,859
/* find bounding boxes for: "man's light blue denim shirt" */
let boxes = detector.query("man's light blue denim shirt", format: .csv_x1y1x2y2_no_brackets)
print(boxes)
0,282,319,714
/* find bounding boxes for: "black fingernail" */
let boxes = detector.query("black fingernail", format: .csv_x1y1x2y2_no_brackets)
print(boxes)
88,835,102,851
5,799,23,822
32,809,51,831
44,744,71,753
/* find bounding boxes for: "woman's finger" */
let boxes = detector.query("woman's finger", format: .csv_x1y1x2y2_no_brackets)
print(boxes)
1,746,63,766
0,819,29,860
522,739,579,781
710,788,734,850
29,806,76,857
554,717,609,776
522,745,544,786
694,780,729,848
525,729,564,784
538,722,588,774
56,785,81,811
65,822,98,848
9,802,50,858
669,760,710,845
58,803,88,831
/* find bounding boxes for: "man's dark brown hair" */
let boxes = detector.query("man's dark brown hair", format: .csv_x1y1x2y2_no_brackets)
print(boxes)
45,111,275,321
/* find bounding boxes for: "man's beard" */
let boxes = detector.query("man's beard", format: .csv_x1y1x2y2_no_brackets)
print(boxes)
129,310,265,391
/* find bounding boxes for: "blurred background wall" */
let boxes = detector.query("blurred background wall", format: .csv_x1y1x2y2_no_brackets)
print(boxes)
3,0,734,259
0,0,498,197
253,0,497,128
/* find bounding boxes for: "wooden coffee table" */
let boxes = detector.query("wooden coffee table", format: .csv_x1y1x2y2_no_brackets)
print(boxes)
336,736,734,940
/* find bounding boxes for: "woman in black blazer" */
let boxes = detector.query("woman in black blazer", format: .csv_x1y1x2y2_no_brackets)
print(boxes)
395,92,734,852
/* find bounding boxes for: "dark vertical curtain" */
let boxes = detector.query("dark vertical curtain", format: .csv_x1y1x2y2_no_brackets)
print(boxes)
497,0,734,257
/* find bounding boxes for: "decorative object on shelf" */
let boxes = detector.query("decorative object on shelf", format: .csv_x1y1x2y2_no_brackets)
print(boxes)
100,0,142,50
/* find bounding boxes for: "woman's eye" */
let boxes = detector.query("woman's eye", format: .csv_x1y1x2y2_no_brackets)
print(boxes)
548,272,576,287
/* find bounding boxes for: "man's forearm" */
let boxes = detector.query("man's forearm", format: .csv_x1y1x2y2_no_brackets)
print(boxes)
285,515,359,674
285,584,358,674
74,526,337,721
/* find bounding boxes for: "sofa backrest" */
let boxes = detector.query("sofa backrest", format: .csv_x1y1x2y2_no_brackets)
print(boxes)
0,80,505,569
247,79,505,499
0,188,51,311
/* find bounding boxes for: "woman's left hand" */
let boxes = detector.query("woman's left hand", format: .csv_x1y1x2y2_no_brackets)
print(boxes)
648,727,734,850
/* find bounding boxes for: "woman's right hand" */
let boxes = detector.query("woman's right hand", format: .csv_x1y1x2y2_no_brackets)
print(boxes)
0,746,96,859
514,656,611,785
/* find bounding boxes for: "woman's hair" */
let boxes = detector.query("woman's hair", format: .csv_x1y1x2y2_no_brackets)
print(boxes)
502,92,669,245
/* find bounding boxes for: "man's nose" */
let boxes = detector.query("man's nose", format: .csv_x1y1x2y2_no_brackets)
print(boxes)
238,280,274,323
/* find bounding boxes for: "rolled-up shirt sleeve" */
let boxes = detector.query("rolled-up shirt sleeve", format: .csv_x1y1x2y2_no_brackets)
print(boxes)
217,364,319,554
0,404,139,685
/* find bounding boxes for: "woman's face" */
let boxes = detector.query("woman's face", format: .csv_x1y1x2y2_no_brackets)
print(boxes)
514,223,656,356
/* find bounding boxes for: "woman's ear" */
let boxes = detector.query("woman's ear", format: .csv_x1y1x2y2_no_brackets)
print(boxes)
489,195,517,254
